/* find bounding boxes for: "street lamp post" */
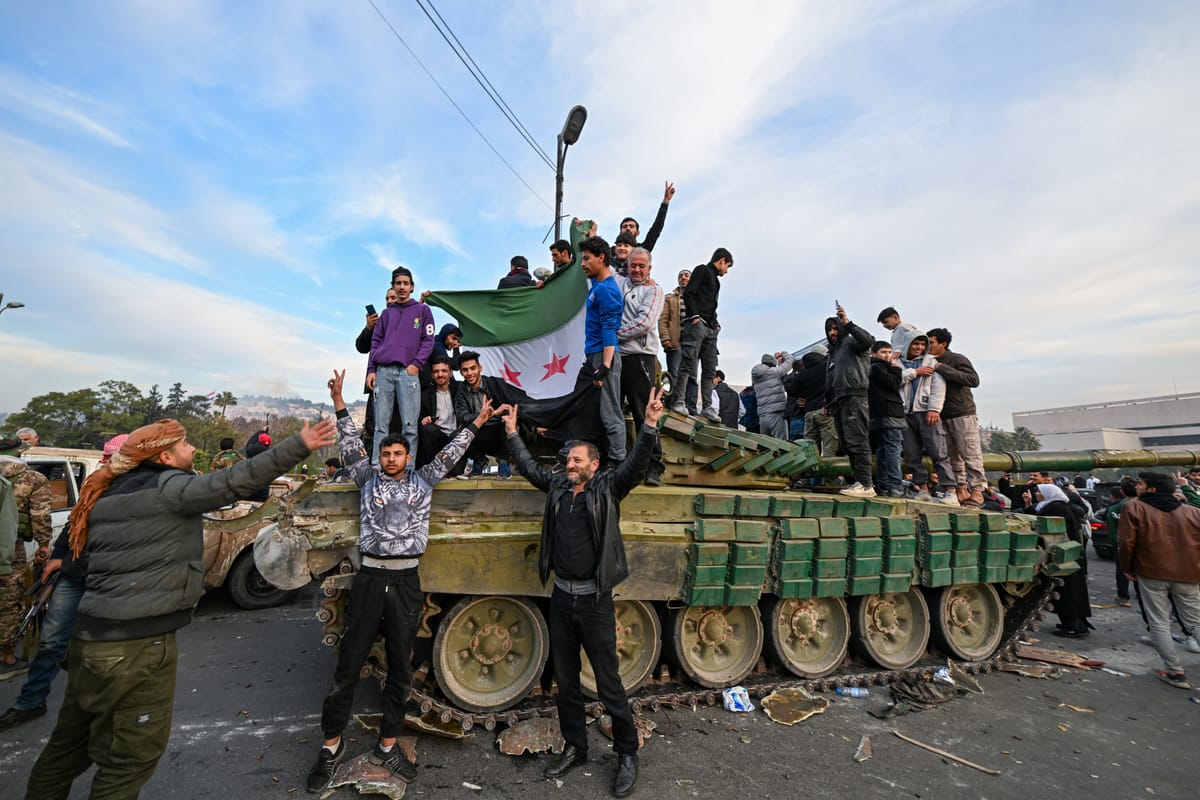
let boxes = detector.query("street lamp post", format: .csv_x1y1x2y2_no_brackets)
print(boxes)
554,105,588,243
0,292,25,317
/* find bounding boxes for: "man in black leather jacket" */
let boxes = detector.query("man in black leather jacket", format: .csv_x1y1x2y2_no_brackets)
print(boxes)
503,388,665,798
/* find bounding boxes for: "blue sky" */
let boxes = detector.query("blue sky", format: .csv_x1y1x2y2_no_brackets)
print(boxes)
1,0,1197,428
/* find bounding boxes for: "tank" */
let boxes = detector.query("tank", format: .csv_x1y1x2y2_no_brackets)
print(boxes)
250,415,1198,729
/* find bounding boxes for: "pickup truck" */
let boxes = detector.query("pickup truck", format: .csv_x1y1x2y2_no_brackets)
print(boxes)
19,446,297,609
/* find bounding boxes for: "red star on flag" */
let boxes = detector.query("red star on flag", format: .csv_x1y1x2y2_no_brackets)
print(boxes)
501,363,523,387
541,352,570,382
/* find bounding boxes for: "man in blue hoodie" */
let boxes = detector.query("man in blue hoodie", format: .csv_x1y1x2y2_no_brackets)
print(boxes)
368,266,436,465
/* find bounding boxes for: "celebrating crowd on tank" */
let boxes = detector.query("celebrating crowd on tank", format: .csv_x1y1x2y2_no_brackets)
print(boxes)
3,178,1200,800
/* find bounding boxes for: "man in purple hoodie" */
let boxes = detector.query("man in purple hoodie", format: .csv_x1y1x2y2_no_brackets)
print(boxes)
368,266,436,464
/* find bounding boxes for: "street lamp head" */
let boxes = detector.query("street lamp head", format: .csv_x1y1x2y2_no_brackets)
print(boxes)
5,301,25,310
560,105,588,146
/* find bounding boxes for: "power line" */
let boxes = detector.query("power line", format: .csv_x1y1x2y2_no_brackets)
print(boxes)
415,0,555,169
366,0,551,209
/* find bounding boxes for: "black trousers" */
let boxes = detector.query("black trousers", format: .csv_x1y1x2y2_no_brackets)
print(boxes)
320,567,422,739
417,423,466,474
620,354,663,477
548,587,638,756
832,395,873,487
467,423,509,463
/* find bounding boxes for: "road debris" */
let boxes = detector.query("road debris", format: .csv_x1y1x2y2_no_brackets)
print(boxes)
892,731,1001,776
760,688,830,726
722,686,755,712
1015,644,1103,670
326,752,410,799
462,782,482,791
1060,704,1094,713
998,663,1062,679
597,714,657,747
401,711,474,740
872,660,983,718
853,735,873,763
496,717,564,756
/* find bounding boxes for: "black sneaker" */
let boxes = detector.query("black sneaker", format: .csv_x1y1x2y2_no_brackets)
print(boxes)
306,739,345,793
0,704,47,732
370,742,417,781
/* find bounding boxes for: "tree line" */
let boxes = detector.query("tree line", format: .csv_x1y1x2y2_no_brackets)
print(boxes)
4,381,336,472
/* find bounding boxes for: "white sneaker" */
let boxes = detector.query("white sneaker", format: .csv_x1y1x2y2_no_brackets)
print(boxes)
1184,636,1200,654
701,407,722,423
839,482,876,498
932,492,960,506
670,402,688,415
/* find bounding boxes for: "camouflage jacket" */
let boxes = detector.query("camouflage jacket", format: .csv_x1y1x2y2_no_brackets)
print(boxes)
211,449,244,470
0,475,16,575
0,455,52,550
336,410,476,559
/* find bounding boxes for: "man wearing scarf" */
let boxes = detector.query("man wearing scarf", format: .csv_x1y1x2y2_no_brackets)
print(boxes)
25,416,335,799
1118,471,1200,690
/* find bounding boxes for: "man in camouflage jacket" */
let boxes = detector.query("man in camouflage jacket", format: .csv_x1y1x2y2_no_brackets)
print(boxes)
0,440,52,675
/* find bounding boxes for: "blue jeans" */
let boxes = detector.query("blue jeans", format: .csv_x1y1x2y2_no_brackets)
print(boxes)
874,427,904,494
788,417,805,441
16,573,85,711
373,365,421,464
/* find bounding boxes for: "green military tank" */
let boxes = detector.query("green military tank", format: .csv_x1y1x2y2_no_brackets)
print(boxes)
251,414,1199,729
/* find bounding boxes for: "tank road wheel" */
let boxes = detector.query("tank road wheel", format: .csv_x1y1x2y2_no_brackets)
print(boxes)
764,597,850,678
432,596,549,713
851,590,931,670
930,584,1005,661
581,600,662,698
1001,580,1035,599
668,605,763,688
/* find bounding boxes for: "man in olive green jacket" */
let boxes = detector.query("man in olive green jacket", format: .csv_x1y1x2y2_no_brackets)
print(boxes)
25,417,335,800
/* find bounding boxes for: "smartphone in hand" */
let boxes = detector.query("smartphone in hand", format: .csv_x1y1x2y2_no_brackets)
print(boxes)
366,304,377,315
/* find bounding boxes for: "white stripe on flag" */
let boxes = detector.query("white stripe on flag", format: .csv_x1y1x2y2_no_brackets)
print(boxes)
474,307,586,400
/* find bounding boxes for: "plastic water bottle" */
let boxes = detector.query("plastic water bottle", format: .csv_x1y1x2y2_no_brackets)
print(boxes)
836,687,869,698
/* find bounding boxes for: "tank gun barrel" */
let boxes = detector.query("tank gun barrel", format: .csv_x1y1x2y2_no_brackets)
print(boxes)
811,449,1200,477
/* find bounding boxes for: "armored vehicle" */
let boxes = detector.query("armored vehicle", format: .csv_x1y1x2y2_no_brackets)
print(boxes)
252,415,1198,728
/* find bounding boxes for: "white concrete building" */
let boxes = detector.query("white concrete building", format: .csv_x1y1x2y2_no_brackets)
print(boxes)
1012,393,1200,451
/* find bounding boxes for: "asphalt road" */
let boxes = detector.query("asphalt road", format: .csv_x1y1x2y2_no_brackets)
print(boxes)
2,574,1197,800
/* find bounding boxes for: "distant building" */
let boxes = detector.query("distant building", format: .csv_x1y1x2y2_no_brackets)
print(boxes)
1013,393,1200,451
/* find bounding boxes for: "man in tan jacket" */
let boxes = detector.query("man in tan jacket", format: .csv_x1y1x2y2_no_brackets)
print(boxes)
658,269,691,408
1118,470,1200,690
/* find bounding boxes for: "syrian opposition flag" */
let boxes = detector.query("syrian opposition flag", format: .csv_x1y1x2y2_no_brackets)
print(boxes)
429,264,586,399
426,256,602,442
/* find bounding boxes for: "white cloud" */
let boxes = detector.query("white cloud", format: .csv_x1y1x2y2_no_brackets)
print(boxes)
0,133,205,272
0,68,132,147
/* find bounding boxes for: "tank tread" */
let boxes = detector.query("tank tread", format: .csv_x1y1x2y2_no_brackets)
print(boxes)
359,577,1058,733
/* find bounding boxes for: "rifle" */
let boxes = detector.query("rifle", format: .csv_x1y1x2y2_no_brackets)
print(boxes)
13,569,60,646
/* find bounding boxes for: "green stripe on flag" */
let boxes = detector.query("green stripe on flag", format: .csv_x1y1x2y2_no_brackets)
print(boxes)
426,219,592,346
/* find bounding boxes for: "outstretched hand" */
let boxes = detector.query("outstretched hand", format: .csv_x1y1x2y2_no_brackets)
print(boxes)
328,369,348,412
644,386,666,428
299,417,337,451
663,180,676,203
